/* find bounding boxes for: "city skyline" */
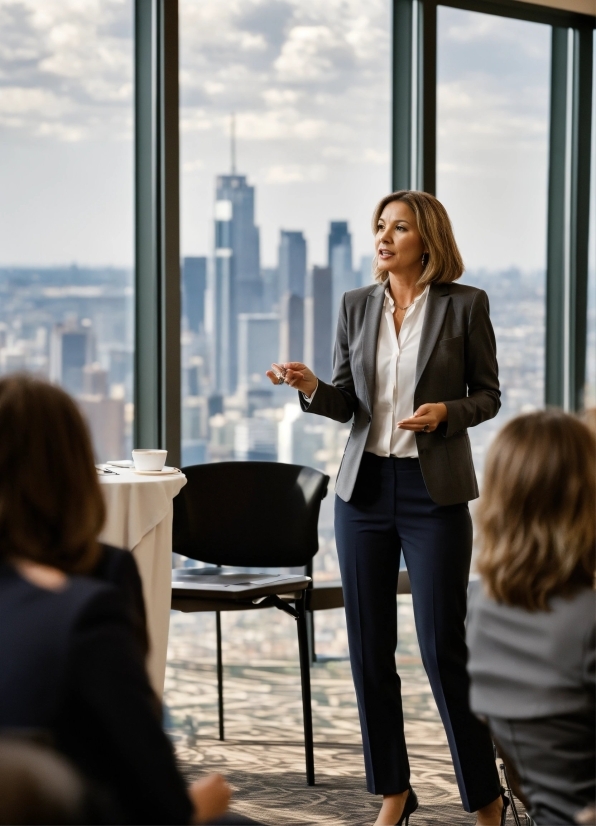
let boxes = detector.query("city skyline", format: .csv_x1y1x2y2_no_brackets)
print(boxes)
0,0,559,272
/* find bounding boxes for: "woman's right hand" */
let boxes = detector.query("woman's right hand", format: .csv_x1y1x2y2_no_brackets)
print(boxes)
190,773,231,824
266,362,318,398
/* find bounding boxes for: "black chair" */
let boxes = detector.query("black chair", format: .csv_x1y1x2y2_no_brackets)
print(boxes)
171,461,330,786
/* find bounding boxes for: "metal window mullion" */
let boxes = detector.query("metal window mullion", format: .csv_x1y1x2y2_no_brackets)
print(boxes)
162,0,181,463
545,27,569,409
393,0,413,191
134,0,180,463
569,27,593,412
421,0,437,195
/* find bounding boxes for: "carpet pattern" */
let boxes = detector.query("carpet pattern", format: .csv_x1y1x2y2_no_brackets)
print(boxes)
165,599,523,826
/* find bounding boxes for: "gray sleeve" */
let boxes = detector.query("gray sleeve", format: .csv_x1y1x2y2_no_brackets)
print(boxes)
583,620,595,694
444,289,501,438
299,293,357,424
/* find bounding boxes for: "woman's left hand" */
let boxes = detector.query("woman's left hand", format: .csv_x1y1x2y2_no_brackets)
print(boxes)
397,403,448,433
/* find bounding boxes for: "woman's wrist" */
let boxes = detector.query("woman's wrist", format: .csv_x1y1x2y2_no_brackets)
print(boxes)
437,403,448,422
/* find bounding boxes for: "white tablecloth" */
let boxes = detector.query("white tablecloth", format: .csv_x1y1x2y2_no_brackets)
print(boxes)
98,469,187,695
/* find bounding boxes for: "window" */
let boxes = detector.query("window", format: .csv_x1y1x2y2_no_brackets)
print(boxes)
0,0,134,462
178,0,390,654
436,6,551,478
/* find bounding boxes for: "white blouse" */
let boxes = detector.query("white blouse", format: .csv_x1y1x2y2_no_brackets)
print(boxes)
364,285,429,459
303,284,428,458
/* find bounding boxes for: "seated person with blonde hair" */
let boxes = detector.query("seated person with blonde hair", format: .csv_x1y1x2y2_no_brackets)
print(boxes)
467,410,595,826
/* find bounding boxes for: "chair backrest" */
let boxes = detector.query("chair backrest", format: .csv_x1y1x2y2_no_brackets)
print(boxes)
174,462,329,568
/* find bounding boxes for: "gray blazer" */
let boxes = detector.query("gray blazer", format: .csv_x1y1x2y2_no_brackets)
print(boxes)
300,281,501,505
467,581,596,719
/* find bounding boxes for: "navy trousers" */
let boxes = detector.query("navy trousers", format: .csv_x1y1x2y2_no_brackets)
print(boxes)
334,453,500,812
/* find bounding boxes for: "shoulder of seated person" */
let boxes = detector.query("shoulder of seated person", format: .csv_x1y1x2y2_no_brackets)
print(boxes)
12,559,119,607
13,559,69,592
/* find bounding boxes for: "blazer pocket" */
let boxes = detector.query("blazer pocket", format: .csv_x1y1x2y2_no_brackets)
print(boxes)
437,335,463,347
435,335,464,391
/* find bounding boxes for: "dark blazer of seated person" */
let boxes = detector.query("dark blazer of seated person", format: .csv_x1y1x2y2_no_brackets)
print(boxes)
0,374,235,826
91,543,149,663
0,560,195,825
466,410,596,826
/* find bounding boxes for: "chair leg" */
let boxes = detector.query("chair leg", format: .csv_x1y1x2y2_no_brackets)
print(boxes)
215,611,224,741
296,594,315,786
306,608,316,664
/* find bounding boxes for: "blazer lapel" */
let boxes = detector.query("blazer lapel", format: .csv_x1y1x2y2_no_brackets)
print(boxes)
415,283,450,386
362,283,385,414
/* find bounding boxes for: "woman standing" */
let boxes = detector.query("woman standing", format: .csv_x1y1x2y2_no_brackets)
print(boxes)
267,191,504,825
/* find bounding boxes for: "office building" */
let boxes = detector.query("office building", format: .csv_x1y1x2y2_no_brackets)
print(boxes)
82,363,108,397
182,256,207,333
359,255,374,288
279,293,304,365
210,249,235,395
279,231,306,299
260,266,279,312
215,174,261,311
328,221,355,320
211,174,262,394
304,266,333,383
234,417,277,462
78,396,125,462
49,323,94,396
278,230,306,363
237,313,280,391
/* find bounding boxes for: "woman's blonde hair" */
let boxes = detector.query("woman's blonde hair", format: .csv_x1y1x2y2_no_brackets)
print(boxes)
476,409,595,611
0,374,105,574
370,190,464,285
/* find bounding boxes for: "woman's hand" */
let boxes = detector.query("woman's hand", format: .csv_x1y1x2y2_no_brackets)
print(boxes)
397,403,447,433
265,362,318,398
190,774,231,824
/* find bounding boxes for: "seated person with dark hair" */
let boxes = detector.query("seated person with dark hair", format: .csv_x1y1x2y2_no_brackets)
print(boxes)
0,375,252,825
467,410,595,826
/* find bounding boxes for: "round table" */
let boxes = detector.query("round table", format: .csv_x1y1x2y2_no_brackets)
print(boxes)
98,468,187,695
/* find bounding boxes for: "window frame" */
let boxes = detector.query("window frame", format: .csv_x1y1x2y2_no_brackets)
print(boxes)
392,0,595,411
133,0,594,463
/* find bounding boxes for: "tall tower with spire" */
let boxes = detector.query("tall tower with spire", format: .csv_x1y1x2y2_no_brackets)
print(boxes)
211,114,262,395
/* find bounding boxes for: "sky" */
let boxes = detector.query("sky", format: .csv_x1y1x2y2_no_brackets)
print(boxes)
0,0,553,271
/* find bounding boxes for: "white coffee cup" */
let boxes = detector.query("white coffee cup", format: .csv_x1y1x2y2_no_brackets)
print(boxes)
132,449,168,472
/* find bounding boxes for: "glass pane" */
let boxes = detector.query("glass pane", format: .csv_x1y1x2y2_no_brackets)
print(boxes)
437,7,550,480
0,0,134,463
179,0,390,655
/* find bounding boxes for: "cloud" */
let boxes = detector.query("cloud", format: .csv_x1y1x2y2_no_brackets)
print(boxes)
262,163,326,183
0,0,132,142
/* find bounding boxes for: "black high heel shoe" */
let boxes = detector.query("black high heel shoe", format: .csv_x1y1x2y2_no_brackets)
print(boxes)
394,786,419,825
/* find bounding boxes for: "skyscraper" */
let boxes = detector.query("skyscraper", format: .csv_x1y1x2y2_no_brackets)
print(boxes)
211,248,235,395
215,175,261,310
328,221,355,321
304,266,333,383
211,174,261,395
278,230,306,363
49,322,93,396
237,313,280,391
182,256,207,333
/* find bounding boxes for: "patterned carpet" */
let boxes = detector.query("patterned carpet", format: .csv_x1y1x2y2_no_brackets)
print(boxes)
165,599,520,826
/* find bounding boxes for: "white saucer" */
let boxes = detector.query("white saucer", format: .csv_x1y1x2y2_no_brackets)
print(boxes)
132,466,181,476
